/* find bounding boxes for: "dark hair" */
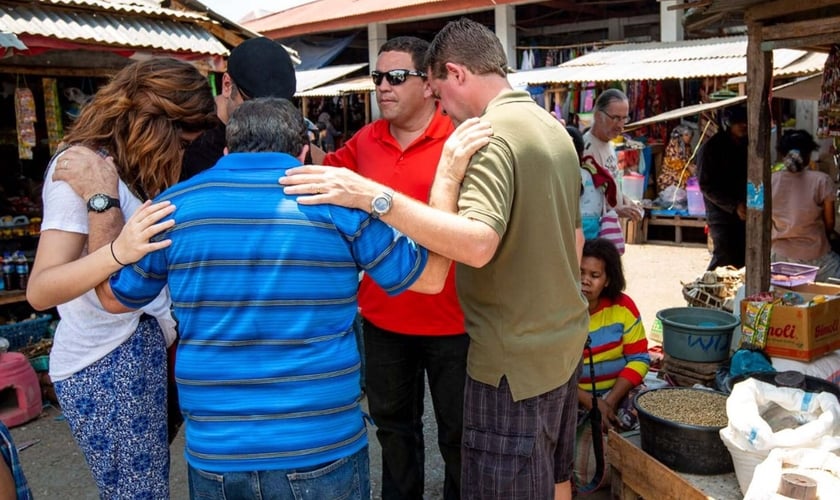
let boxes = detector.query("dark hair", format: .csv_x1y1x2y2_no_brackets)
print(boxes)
64,57,217,197
778,129,819,173
227,98,308,156
379,36,430,73
778,129,818,155
582,238,626,300
425,18,508,80
565,125,584,162
725,106,748,125
594,88,628,114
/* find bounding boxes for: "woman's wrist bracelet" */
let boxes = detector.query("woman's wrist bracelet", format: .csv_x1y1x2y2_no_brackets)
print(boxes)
110,240,127,267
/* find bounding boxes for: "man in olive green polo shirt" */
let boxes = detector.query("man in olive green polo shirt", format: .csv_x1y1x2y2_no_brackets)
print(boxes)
280,19,588,500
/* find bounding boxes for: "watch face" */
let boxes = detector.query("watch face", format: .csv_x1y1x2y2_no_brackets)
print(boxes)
373,196,390,213
88,194,118,212
92,196,108,210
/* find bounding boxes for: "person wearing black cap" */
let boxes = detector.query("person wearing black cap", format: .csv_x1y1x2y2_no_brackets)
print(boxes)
771,129,840,281
697,105,748,270
180,37,297,180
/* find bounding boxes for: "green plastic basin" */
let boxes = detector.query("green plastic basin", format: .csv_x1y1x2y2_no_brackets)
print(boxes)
656,307,739,362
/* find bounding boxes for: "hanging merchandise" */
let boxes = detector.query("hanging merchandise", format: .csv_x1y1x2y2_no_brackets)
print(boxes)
15,87,37,160
818,44,840,137
42,78,63,154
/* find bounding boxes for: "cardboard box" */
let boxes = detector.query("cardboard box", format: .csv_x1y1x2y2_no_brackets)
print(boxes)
741,283,840,361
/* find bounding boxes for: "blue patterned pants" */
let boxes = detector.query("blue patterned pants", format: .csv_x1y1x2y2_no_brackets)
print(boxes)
55,318,169,499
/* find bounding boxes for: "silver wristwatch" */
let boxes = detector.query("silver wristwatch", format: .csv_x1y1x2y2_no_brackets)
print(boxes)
370,190,394,219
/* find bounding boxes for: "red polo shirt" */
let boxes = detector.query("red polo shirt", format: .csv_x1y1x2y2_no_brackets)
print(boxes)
323,108,465,335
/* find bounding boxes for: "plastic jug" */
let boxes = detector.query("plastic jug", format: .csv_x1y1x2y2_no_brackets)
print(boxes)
622,172,645,202
686,177,706,216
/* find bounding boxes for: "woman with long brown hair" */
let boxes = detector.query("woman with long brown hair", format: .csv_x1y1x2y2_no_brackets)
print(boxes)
27,57,217,498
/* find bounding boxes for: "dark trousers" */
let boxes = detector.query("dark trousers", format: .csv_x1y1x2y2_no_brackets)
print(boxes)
707,220,746,270
363,320,469,500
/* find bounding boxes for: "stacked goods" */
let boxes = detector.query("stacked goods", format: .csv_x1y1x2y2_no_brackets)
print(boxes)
682,266,744,312
661,354,722,388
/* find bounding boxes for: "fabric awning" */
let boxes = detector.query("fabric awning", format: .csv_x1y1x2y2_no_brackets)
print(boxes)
772,74,821,101
626,97,746,129
626,74,821,129
295,63,368,93
296,75,373,97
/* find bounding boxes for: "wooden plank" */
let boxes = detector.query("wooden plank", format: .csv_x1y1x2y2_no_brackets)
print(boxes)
607,431,709,500
761,16,840,42
0,290,27,306
647,217,707,228
761,32,840,51
746,0,840,22
745,23,773,297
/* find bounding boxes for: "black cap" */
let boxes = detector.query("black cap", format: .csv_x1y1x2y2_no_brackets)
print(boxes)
227,37,296,100
726,106,748,125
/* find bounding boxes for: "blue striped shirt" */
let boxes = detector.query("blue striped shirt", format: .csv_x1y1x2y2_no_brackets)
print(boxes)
110,152,427,472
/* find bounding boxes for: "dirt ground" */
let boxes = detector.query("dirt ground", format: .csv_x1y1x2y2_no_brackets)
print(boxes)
7,241,712,499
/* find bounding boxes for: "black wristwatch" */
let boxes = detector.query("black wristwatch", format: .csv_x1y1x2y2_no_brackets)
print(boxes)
370,190,394,219
86,193,120,213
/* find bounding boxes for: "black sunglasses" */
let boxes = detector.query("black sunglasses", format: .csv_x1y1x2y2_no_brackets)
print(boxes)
371,69,427,86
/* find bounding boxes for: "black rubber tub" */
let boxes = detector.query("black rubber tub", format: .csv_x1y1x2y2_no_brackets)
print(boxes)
634,387,734,475
729,370,840,401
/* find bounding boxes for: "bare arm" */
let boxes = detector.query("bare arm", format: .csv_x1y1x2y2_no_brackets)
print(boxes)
52,145,125,247
281,118,497,268
27,201,176,310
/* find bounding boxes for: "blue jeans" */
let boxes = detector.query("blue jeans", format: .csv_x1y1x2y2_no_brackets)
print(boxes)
364,320,468,500
187,446,370,500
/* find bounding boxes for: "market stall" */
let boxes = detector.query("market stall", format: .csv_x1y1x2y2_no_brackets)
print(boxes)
0,0,284,425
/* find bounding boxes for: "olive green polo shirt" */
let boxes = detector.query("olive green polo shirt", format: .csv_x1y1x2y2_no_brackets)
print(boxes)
455,90,589,402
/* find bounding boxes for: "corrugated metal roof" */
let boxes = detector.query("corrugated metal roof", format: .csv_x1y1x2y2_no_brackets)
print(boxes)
507,37,826,85
0,2,229,55
296,75,373,97
42,0,207,22
295,63,367,93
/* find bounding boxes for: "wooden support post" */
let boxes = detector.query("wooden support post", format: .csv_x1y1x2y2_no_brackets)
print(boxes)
745,23,773,297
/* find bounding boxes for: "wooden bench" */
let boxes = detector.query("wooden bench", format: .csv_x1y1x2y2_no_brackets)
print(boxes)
642,211,707,245
608,430,742,500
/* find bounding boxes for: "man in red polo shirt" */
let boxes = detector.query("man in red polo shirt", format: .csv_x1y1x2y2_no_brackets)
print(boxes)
316,36,466,500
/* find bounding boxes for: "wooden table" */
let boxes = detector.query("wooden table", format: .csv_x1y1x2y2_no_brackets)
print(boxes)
642,212,707,245
607,430,743,499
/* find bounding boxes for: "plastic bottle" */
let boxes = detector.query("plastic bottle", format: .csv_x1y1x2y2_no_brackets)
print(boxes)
15,252,29,290
2,253,14,291
0,255,5,292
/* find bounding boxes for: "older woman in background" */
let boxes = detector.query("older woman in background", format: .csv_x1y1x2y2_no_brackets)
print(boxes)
771,129,840,282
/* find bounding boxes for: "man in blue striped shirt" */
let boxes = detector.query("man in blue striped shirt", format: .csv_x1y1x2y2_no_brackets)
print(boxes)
91,98,469,499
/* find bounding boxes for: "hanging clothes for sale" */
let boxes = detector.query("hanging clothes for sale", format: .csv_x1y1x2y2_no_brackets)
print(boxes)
520,49,534,70
15,87,36,160
818,44,840,137
42,78,64,154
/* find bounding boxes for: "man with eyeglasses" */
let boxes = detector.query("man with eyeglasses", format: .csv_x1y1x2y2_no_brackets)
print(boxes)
282,18,587,499
309,36,468,500
583,89,644,222
181,37,297,181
